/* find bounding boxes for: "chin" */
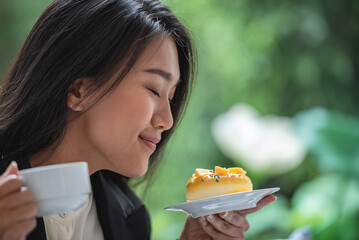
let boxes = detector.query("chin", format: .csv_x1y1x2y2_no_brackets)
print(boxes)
123,163,149,178
109,154,149,178
127,169,148,178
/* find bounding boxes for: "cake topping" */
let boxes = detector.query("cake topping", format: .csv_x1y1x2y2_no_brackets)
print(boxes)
194,168,213,177
188,166,248,183
215,166,229,175
228,167,246,175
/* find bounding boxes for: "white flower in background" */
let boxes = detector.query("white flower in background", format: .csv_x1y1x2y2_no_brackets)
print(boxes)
212,104,306,175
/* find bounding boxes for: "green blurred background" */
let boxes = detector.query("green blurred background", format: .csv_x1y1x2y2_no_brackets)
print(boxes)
1,0,358,239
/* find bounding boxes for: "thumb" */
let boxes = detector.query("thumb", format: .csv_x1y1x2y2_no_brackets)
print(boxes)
3,161,19,176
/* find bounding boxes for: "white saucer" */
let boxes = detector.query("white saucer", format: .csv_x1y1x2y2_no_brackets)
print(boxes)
165,187,280,218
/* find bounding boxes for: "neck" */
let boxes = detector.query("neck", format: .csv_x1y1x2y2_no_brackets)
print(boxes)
28,116,105,175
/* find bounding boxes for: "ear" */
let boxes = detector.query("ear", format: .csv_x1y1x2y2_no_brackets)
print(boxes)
67,78,90,111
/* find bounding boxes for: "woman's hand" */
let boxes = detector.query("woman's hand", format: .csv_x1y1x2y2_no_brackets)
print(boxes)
179,195,276,240
0,162,37,240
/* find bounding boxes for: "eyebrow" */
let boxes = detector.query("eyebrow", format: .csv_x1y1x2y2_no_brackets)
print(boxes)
144,68,177,82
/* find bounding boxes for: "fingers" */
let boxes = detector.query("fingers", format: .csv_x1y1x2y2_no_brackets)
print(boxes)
18,218,37,235
0,189,37,239
2,161,19,177
196,195,277,239
215,194,277,228
218,211,250,230
0,162,37,239
1,218,37,240
1,201,37,232
0,174,22,198
198,215,246,240
240,195,277,216
0,186,34,210
0,161,22,198
8,201,38,221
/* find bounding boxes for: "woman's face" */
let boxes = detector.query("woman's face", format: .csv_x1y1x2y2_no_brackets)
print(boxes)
76,37,180,177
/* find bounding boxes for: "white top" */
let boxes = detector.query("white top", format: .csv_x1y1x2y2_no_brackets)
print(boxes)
43,194,104,240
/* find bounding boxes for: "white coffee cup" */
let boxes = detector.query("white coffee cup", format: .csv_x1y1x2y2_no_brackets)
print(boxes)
19,162,91,217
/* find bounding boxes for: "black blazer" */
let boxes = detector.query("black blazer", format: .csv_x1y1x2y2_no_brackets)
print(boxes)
0,154,151,240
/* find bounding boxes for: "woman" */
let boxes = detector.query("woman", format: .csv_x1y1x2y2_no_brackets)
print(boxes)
0,0,276,239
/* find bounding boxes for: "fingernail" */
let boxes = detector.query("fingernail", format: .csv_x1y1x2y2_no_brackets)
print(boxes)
10,161,18,168
201,216,206,222
207,214,214,220
219,212,227,218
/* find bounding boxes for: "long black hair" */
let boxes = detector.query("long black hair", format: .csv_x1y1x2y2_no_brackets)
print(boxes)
0,0,196,180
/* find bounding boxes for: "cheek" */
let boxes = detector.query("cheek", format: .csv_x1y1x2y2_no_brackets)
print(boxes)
116,94,153,123
82,89,154,150
111,89,154,131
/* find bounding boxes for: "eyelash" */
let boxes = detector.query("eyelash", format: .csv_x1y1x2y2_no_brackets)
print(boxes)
149,89,174,106
149,89,160,97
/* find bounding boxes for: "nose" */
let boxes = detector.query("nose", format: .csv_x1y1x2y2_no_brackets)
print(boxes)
152,100,174,131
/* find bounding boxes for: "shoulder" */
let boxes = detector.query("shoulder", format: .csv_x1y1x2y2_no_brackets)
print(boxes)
91,170,151,239
91,170,146,217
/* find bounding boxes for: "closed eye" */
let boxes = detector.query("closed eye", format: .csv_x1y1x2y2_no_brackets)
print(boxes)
148,88,174,106
149,89,160,97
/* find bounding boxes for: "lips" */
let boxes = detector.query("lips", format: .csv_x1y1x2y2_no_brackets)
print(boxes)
139,136,160,152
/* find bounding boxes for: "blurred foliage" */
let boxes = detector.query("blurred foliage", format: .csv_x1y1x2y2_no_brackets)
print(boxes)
1,0,358,239
295,108,359,176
